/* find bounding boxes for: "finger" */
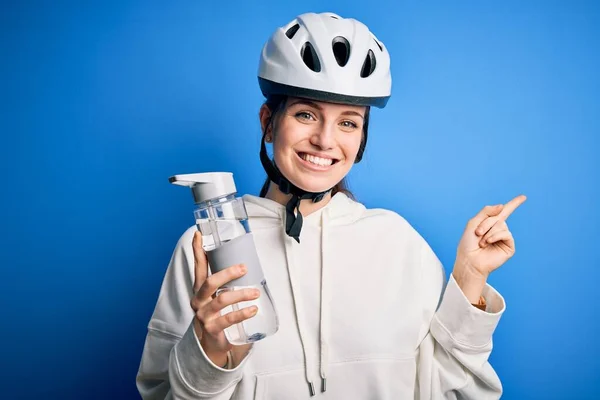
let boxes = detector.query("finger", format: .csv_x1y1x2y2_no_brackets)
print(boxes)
498,194,527,221
209,288,261,314
196,264,248,301
475,216,500,237
195,287,259,324
203,306,259,336
470,204,504,227
485,230,515,251
193,231,209,293
479,221,508,247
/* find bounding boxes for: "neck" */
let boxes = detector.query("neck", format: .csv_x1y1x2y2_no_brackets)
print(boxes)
265,181,333,216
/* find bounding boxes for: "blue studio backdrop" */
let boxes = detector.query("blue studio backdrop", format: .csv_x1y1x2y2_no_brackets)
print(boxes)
1,1,598,399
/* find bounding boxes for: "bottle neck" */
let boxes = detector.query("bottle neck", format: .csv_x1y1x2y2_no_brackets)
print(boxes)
197,193,237,209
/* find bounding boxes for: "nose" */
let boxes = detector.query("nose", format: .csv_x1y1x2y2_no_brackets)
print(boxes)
309,123,336,150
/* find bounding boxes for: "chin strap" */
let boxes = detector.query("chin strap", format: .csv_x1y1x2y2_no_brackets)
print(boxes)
260,134,330,243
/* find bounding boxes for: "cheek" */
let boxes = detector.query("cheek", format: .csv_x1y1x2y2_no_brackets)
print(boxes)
342,134,363,162
272,123,308,158
271,130,297,165
273,146,290,172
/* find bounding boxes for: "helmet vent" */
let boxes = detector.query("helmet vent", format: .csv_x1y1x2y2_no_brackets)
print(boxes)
286,23,300,39
301,42,321,72
360,49,376,77
330,15,338,19
332,36,350,67
374,38,383,51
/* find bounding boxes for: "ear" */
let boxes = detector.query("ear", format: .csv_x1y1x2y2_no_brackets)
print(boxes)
259,104,273,138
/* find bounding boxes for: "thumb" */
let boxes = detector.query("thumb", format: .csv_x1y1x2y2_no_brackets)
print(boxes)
193,231,208,293
470,204,504,227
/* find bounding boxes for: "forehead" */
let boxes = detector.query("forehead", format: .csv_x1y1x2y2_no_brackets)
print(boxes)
287,96,366,114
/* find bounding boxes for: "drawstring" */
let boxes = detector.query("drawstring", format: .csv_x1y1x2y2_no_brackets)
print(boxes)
281,220,318,395
281,203,332,395
319,210,330,393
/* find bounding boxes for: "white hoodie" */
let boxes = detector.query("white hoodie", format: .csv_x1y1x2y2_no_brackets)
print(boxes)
136,192,505,399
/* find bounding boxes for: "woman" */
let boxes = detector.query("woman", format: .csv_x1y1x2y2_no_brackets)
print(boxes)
136,12,525,399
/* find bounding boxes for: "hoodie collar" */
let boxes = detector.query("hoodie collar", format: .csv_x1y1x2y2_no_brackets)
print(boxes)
243,192,365,228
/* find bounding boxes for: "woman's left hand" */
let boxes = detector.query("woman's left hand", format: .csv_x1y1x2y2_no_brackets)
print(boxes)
452,195,527,303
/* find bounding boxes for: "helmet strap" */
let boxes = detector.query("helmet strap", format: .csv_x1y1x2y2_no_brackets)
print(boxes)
260,132,331,243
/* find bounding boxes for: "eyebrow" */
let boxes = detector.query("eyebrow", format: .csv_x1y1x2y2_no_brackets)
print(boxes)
288,99,365,120
341,110,365,119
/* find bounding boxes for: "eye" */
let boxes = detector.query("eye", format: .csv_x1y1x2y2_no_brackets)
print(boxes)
295,111,316,121
340,120,358,129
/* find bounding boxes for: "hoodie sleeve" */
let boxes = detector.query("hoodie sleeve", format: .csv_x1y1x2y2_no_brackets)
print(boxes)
136,227,252,399
415,239,505,400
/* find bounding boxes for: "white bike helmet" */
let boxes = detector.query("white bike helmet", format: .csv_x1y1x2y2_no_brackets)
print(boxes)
258,12,392,108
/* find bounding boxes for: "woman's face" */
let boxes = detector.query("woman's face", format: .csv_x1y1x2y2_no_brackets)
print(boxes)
261,97,366,194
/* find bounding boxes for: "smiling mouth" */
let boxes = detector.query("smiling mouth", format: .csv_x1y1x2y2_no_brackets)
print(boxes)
296,152,339,167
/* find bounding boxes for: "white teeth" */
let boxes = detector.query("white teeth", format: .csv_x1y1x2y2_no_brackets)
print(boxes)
301,153,333,167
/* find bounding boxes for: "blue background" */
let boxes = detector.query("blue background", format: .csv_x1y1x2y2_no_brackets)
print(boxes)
1,1,598,399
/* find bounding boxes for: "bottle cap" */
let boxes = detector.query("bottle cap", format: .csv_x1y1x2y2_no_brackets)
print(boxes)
169,172,237,204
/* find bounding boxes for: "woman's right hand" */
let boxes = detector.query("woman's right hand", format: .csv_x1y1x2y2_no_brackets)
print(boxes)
190,231,259,367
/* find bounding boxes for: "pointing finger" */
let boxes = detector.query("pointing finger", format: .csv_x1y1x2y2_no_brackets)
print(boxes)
470,204,504,227
498,195,527,221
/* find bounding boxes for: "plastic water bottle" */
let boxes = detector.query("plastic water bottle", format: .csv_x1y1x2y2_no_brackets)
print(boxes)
170,172,279,345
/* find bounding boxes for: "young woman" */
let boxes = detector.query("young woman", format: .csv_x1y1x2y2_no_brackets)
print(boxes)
137,12,525,399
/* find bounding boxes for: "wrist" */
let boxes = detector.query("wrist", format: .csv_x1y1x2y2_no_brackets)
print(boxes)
194,319,229,368
201,336,229,368
452,260,488,304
